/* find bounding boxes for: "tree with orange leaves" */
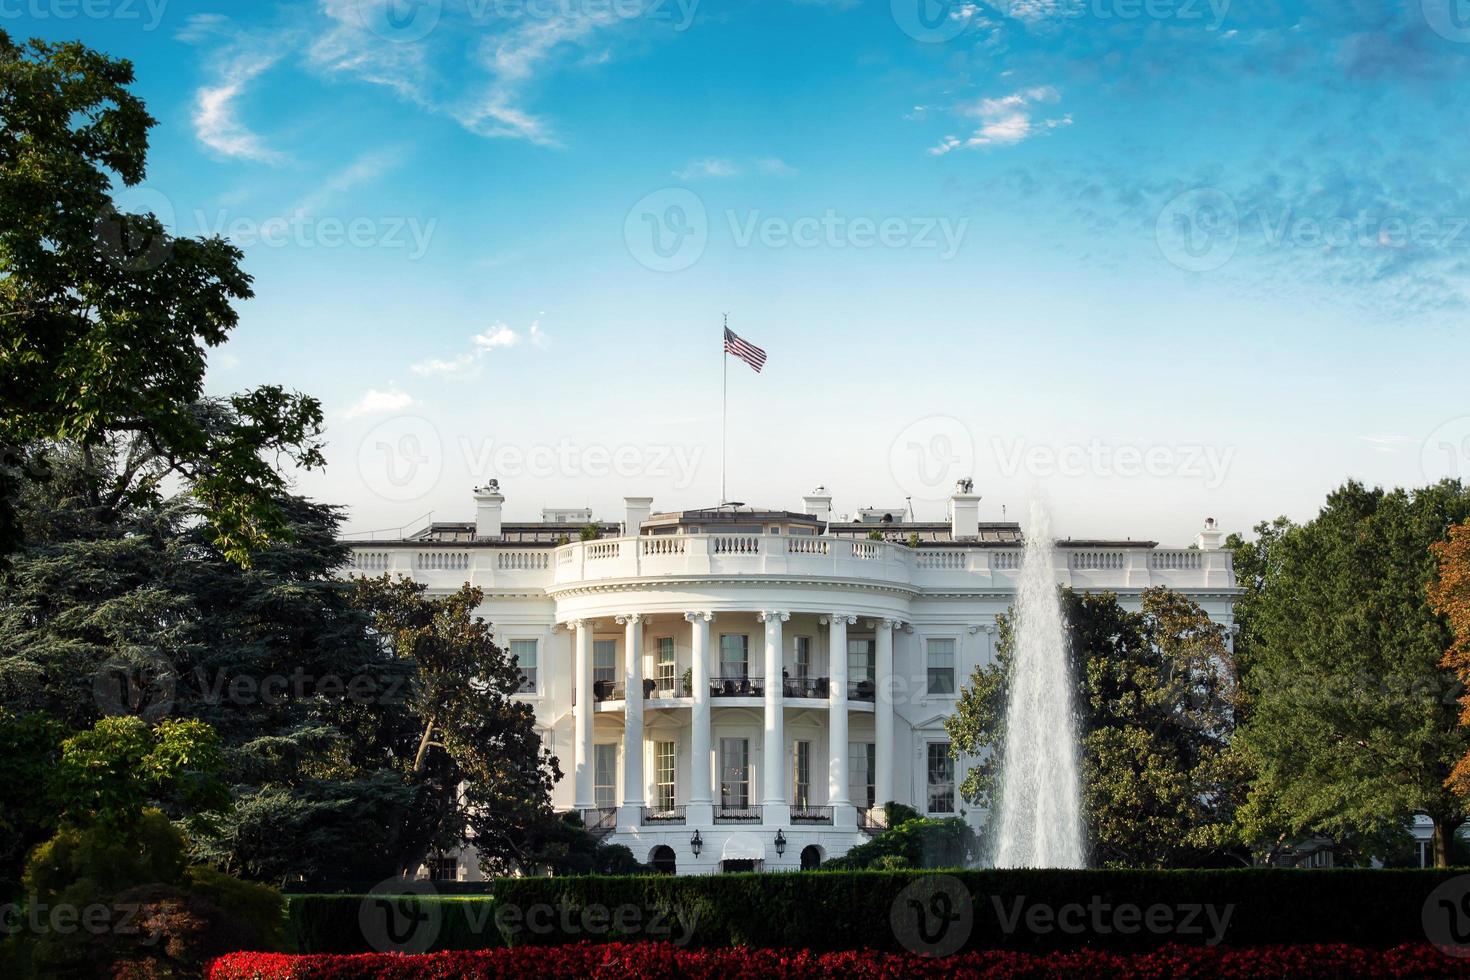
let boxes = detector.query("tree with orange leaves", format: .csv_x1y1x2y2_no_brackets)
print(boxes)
1432,521,1470,796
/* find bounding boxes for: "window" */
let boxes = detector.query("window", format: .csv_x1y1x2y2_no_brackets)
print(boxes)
509,639,538,693
927,742,955,814
594,743,617,809
719,634,748,680
656,741,676,811
847,639,874,683
656,638,677,694
426,856,458,881
720,737,750,808
850,742,876,808
593,640,618,685
794,636,811,682
926,638,956,696
793,740,811,808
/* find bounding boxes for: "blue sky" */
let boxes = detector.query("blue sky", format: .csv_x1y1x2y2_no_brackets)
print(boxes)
17,0,1470,542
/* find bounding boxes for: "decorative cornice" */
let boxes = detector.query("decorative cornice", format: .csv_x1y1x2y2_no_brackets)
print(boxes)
614,613,643,625
757,611,791,623
546,576,921,600
682,611,714,623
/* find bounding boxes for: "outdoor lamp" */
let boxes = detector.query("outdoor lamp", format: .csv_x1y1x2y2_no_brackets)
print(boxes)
690,829,703,857
774,829,787,857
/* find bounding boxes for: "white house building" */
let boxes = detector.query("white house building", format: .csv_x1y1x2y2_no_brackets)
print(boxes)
342,482,1237,877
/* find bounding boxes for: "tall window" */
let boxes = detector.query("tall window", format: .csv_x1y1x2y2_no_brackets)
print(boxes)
792,740,811,808
509,639,537,693
656,637,677,693
593,640,618,685
719,634,748,679
656,741,676,811
926,638,956,695
927,742,955,814
426,856,458,881
720,737,750,808
594,744,617,809
850,742,876,807
847,639,874,683
793,636,811,682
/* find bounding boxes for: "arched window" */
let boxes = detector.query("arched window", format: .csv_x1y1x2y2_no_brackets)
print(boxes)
800,844,823,871
650,844,677,875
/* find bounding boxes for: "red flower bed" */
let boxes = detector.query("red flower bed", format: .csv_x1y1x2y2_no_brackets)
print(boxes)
208,942,1470,979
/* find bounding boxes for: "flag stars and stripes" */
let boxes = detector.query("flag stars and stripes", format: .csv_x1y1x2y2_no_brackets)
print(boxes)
723,327,767,373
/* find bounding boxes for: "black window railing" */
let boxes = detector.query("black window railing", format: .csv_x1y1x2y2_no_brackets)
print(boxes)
711,673,764,697
791,805,833,825
849,679,876,702
582,807,617,836
641,805,686,825
782,676,830,698
713,804,763,823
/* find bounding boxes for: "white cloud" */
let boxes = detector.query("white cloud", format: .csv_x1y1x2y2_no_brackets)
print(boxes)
673,156,799,180
411,321,547,378
344,388,416,419
182,16,286,163
1358,434,1416,454
929,86,1071,154
291,148,403,218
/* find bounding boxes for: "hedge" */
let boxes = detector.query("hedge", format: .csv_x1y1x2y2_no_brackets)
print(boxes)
208,942,1470,980
287,868,1470,954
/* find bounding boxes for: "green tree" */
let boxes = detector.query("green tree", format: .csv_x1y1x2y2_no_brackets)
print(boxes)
947,587,1245,867
0,31,323,566
1234,480,1470,866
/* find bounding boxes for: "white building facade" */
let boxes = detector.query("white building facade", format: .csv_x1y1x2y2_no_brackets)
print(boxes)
344,483,1237,876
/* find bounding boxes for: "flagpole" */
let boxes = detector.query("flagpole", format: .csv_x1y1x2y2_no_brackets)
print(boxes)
720,313,728,506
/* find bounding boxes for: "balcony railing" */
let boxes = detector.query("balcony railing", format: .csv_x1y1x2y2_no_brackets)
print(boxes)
714,804,763,823
782,676,830,698
791,805,833,825
582,807,617,838
641,805,686,825
856,806,887,835
849,679,876,702
711,673,764,698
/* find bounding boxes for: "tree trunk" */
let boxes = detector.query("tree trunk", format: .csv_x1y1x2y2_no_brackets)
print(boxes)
1433,816,1462,868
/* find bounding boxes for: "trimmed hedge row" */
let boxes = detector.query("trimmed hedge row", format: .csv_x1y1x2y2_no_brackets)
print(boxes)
287,869,1470,955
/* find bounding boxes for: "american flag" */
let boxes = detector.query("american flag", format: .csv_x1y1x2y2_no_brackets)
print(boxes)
723,327,767,373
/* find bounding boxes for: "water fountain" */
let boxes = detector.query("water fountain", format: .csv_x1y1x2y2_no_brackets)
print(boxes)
990,500,1087,868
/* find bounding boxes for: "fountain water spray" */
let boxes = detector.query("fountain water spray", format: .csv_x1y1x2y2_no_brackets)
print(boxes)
990,500,1086,868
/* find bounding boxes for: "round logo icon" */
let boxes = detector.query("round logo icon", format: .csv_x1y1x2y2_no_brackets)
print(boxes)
1423,875,1470,957
891,0,980,43
888,415,976,502
94,185,177,272
1424,0,1470,43
356,415,443,502
359,878,442,954
1423,417,1470,482
1155,187,1239,272
93,652,177,723
624,187,708,272
891,874,973,957
355,0,442,43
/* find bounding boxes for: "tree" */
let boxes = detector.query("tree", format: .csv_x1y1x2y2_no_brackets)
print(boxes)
1234,480,1470,866
1431,521,1470,794
0,31,323,566
351,575,561,877
946,587,1246,867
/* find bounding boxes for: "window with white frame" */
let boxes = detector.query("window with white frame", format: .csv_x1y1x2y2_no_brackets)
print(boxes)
655,740,676,811
793,739,812,808
719,634,748,680
509,639,538,693
927,742,955,814
850,742,875,808
847,639,874,683
794,636,811,682
593,640,618,685
926,638,956,696
656,637,677,694
720,737,750,809
594,743,617,809
426,856,458,881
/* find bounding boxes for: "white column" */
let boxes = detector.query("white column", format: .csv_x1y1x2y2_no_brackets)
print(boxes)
572,619,594,810
827,614,854,827
618,613,644,825
875,619,895,812
685,611,713,825
760,610,790,823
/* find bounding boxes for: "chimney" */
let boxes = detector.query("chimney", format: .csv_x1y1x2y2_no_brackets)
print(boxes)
802,486,833,523
624,496,653,535
473,481,504,539
1194,516,1224,550
949,478,980,541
